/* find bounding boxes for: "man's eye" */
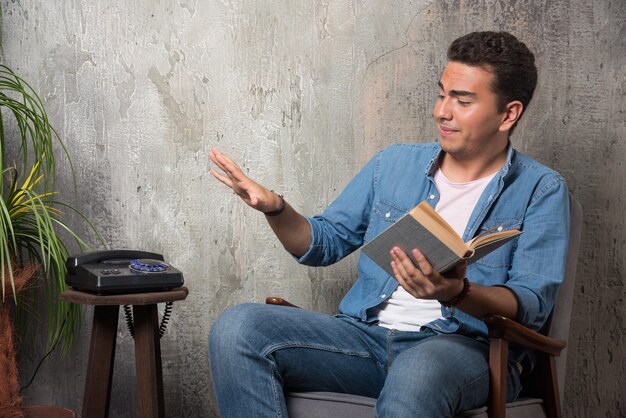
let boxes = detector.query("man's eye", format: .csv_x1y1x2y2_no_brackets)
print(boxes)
458,100,471,106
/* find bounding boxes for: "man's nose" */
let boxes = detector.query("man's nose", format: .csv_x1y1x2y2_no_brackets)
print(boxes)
434,97,452,120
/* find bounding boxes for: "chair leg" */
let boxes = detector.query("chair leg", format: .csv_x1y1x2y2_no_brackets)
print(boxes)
488,337,508,418
539,354,562,418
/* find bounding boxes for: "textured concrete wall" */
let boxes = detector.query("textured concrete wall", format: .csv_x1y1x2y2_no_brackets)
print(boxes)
1,0,624,417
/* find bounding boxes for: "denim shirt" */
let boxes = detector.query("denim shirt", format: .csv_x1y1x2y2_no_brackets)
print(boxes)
296,142,570,363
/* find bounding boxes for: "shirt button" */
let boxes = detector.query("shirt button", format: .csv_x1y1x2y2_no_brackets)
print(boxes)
381,294,386,299
429,194,435,200
385,212,391,218
497,226,503,232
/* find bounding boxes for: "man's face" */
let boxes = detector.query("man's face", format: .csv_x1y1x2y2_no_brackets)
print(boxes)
433,61,507,160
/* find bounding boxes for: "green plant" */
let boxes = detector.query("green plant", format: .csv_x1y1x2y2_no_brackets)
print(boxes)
0,64,98,352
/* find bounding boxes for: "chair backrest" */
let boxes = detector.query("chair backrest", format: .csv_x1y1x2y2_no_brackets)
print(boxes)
546,194,583,405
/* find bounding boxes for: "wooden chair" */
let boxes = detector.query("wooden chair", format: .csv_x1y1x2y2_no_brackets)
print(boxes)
266,195,582,418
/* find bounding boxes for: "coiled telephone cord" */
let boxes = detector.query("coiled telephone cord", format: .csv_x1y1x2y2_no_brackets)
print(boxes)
123,301,173,339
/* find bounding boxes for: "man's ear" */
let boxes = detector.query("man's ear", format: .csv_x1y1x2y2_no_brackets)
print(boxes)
499,100,524,132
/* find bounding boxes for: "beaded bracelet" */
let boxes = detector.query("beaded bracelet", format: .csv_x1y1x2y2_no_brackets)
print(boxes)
439,277,471,308
263,190,285,217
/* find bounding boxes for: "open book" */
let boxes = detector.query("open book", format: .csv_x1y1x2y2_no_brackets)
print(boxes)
361,201,522,276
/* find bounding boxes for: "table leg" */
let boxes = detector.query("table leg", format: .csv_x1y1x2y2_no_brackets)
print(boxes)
133,304,165,418
82,305,119,418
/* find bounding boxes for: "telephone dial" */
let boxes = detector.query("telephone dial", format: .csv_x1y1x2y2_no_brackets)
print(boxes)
65,249,184,295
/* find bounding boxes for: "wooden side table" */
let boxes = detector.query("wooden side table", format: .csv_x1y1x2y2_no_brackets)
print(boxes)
61,287,188,418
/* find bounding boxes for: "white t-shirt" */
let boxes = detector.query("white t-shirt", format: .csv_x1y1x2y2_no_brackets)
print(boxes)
373,168,497,331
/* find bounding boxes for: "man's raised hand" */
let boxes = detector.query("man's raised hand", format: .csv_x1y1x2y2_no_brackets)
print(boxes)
209,147,282,213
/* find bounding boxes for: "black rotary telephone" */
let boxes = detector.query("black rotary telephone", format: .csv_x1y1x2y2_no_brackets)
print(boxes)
65,250,185,339
65,249,184,295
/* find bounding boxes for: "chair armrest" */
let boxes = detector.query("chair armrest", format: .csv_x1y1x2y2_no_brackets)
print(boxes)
484,315,566,357
265,296,301,308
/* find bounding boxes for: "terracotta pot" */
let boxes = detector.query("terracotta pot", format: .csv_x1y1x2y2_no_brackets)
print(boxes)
0,405,76,418
0,264,75,417
0,263,38,414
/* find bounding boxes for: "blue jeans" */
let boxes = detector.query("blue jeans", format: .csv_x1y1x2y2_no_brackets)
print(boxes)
208,303,521,417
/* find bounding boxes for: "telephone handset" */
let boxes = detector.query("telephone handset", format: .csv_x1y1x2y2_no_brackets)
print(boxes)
65,249,184,295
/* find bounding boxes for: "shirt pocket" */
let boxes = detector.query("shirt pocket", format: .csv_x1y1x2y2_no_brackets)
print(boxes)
473,218,522,268
372,199,409,223
365,199,409,242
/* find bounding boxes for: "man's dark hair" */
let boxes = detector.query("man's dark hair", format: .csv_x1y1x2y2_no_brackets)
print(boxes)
448,31,537,126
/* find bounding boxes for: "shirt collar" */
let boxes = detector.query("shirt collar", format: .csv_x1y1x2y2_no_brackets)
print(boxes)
424,141,515,179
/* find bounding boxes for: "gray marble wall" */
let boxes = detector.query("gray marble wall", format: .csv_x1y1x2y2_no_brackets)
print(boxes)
2,1,624,417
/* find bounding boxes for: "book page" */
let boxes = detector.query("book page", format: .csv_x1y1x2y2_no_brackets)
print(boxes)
467,228,522,250
409,201,467,257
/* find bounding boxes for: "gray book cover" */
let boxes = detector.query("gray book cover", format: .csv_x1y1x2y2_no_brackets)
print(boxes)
361,213,461,276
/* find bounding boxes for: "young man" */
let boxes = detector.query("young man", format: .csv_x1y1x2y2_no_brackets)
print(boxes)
208,31,570,417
